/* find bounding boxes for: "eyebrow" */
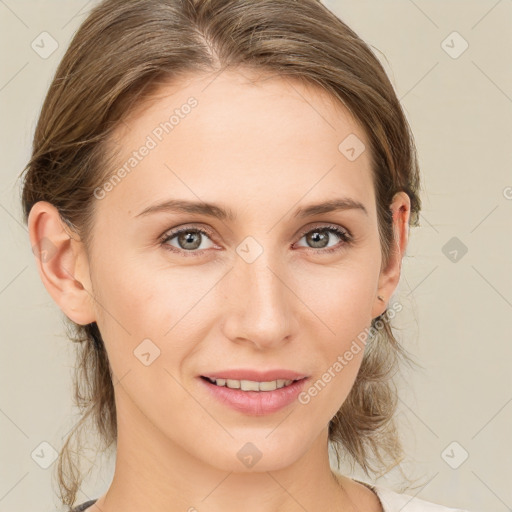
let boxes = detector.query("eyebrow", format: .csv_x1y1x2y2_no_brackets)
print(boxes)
135,197,368,221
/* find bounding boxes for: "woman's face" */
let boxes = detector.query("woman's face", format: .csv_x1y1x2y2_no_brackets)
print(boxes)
60,69,408,472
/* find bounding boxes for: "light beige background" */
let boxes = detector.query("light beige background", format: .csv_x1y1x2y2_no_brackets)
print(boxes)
1,1,511,511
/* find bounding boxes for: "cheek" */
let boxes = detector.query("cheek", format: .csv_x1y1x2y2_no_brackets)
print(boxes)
297,258,378,341
90,251,216,370
292,262,377,412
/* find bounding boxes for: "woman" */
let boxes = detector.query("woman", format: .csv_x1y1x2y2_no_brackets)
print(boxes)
20,0,472,511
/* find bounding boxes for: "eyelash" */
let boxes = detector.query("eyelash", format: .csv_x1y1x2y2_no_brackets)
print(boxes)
159,224,353,257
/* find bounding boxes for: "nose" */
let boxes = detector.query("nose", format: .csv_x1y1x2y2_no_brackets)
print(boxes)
219,252,299,351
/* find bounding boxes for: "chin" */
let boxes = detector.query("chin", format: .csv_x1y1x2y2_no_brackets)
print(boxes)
197,431,310,474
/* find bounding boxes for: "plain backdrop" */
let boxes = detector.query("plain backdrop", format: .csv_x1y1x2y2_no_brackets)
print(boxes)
1,1,511,511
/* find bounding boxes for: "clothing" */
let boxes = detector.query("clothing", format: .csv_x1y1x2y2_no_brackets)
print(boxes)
72,500,97,512
71,484,471,512
367,484,471,511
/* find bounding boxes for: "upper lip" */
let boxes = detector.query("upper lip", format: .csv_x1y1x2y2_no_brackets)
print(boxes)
201,369,308,382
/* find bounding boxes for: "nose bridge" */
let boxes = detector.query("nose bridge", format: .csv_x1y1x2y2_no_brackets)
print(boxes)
221,244,296,348
244,255,285,313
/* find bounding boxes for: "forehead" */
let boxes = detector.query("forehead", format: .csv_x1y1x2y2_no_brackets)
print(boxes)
101,69,376,219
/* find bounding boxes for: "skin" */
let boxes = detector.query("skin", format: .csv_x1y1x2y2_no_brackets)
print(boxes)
28,68,410,512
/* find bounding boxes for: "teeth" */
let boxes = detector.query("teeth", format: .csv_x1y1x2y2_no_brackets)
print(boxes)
208,377,295,391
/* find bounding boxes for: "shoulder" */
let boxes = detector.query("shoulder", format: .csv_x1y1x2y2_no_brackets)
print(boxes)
370,484,473,512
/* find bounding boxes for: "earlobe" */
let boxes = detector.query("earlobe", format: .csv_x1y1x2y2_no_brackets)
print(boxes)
372,192,411,318
27,201,96,325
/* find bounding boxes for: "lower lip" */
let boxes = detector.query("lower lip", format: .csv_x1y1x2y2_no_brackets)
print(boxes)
199,376,309,415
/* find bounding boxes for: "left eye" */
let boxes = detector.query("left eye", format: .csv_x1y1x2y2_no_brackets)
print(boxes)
295,226,351,252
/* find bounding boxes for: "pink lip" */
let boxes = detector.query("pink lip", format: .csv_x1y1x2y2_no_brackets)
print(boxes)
199,376,309,415
200,369,308,381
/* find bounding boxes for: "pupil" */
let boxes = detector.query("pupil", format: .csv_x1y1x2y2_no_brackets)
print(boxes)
179,231,201,250
308,230,328,248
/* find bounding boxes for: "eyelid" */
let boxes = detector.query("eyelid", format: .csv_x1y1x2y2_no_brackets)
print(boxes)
159,222,353,256
296,222,352,240
159,223,215,240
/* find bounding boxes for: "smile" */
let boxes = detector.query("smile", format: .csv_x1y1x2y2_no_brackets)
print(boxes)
202,376,302,391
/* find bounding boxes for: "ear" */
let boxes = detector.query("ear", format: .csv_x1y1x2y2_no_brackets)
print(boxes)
371,191,411,319
27,201,96,325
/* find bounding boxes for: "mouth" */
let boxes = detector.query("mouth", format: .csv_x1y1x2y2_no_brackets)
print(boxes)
198,374,309,415
200,375,306,392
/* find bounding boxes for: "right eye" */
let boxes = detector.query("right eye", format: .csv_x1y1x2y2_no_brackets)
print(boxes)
160,226,216,256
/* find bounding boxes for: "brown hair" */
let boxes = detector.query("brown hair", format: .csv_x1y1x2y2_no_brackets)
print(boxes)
19,0,422,508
